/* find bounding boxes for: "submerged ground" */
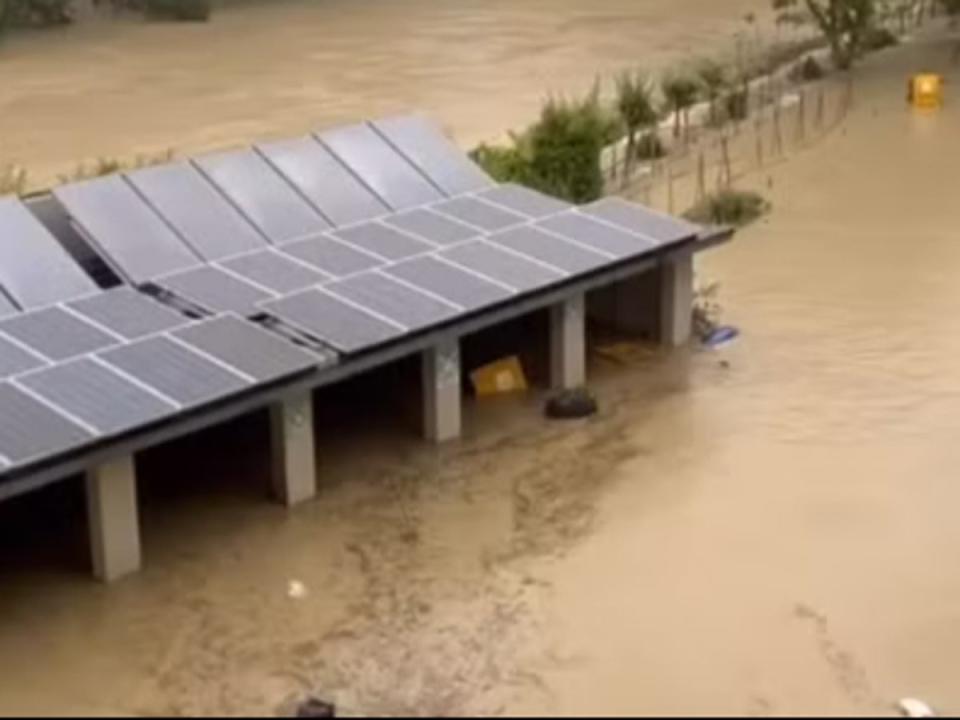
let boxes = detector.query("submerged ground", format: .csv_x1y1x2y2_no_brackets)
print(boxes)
0,0,767,188
1,2,959,717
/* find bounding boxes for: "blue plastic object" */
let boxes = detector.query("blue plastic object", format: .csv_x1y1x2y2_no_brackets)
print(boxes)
704,325,740,348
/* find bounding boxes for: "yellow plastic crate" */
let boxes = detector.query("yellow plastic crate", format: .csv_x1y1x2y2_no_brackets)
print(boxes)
470,356,529,397
910,74,943,110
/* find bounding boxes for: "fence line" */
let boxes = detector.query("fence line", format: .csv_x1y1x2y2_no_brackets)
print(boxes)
606,71,855,215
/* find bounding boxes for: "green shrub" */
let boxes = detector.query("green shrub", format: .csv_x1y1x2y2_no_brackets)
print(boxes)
469,142,532,185
725,87,750,121
472,88,618,204
789,55,825,83
684,189,769,226
661,71,701,138
0,0,73,31
0,165,28,196
615,69,659,167
144,0,210,21
56,149,174,185
863,26,898,52
525,93,615,203
635,132,665,160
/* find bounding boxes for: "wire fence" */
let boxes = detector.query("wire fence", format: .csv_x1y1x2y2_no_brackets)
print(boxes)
602,70,856,216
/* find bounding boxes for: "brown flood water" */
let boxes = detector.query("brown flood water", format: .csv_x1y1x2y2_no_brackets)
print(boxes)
2,3,960,718
0,0,767,187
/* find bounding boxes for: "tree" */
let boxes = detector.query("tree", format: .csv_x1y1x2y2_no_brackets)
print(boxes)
773,0,877,69
697,59,729,125
661,71,700,139
526,89,618,203
615,70,659,170
940,0,960,15
472,87,620,204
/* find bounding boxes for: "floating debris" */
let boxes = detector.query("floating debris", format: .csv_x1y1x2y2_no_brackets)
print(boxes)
703,325,740,349
545,388,599,420
898,698,936,718
287,580,308,600
296,697,336,718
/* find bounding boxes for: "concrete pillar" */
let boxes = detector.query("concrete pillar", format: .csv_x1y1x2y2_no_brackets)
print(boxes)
550,292,587,390
270,391,317,507
422,336,462,443
659,250,694,347
86,455,141,583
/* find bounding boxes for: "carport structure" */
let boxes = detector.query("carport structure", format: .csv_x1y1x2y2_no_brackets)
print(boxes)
0,115,731,582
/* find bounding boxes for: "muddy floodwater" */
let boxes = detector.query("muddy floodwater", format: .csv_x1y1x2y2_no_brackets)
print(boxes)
1,3,960,718
0,0,767,187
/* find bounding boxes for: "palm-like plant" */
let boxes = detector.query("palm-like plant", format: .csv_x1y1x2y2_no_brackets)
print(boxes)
661,71,701,139
615,70,659,168
697,59,729,126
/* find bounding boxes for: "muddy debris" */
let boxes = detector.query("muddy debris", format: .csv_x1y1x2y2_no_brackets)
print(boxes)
545,389,599,420
295,697,336,718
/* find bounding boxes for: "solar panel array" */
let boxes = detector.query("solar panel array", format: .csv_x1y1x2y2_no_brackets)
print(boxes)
0,112,703,478
0,288,328,472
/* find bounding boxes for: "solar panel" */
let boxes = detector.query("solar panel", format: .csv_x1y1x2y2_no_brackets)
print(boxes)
0,307,119,361
126,161,268,260
192,149,329,243
0,333,47,379
99,335,249,407
332,222,435,261
0,383,93,465
68,287,188,340
218,249,329,294
440,240,563,292
53,175,200,284
382,208,480,246
537,212,657,259
487,225,610,273
370,115,492,196
261,288,402,353
257,136,389,227
173,315,329,383
326,272,460,329
317,123,443,210
279,235,383,278
156,266,275,316
580,197,699,245
431,196,526,233
478,183,571,218
17,358,176,434
0,197,98,308
385,256,513,312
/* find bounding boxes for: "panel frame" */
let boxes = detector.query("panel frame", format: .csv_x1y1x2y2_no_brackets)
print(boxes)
15,356,178,435
154,265,278,316
191,149,330,244
52,174,202,285
125,161,270,261
255,136,390,227
172,314,330,383
316,123,444,211
0,196,99,309
370,115,492,197
261,287,405,354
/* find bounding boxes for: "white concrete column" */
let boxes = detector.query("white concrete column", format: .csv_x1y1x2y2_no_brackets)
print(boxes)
660,250,694,347
86,455,141,583
270,391,317,507
550,292,587,390
422,336,462,443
